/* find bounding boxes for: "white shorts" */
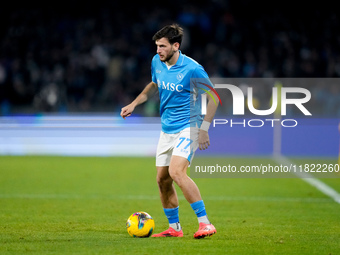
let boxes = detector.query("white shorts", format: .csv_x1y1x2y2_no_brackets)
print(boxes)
156,127,199,167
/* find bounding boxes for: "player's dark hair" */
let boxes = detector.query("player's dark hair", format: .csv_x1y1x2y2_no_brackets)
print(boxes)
152,24,184,46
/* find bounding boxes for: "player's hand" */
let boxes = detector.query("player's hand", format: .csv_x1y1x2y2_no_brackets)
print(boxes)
198,130,210,150
120,104,135,119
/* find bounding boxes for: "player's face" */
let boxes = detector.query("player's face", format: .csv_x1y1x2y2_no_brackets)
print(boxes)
155,38,179,63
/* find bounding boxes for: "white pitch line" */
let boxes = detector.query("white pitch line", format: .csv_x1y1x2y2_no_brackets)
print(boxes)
0,193,334,203
274,155,340,204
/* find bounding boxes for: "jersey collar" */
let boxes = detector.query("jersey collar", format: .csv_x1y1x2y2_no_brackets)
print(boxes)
175,50,184,66
162,50,184,69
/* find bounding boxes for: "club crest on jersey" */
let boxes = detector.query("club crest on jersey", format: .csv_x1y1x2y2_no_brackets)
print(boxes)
177,73,184,80
157,79,183,92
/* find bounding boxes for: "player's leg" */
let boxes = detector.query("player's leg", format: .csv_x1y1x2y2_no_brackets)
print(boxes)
170,127,216,239
169,155,216,239
152,131,183,237
168,155,201,203
156,166,178,208
152,166,183,237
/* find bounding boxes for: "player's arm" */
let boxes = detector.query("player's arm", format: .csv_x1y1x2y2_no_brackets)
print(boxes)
120,81,158,119
198,92,219,150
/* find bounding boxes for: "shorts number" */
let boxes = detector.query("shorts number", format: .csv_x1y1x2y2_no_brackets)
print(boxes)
177,137,192,150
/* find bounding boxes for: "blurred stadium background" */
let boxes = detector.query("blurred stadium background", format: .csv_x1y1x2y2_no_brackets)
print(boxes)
0,0,339,157
1,0,340,115
1,2,340,254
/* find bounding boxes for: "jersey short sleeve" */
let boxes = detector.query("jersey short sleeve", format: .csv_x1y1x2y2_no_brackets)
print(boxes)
192,65,209,79
191,65,214,88
190,65,215,129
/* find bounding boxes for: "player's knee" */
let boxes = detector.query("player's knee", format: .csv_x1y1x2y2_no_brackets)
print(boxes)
168,168,185,187
156,173,172,188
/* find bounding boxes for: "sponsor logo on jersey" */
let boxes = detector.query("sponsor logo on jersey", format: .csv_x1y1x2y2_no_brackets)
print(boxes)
157,79,183,92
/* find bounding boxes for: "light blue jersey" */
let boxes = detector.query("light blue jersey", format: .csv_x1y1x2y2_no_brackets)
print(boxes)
151,51,212,134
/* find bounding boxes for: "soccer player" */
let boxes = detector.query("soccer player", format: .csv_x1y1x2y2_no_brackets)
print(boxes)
120,24,218,238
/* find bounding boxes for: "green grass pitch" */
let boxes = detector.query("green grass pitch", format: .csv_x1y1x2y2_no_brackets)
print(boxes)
0,156,339,254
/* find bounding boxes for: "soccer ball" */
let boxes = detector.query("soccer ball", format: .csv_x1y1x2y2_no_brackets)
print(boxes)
126,211,155,238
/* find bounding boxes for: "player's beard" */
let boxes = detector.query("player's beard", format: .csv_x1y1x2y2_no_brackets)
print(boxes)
161,49,175,63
